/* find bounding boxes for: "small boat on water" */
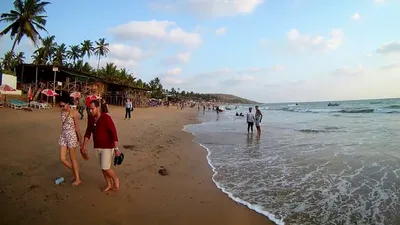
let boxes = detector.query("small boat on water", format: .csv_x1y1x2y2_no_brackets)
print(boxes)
225,107,232,110
328,103,340,106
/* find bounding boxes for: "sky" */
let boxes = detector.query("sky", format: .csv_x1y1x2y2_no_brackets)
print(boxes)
0,0,400,103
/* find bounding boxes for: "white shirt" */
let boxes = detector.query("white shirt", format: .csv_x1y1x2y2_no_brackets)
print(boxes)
246,112,255,123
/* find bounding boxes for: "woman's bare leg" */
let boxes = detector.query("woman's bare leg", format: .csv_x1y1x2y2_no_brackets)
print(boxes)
60,146,72,170
69,147,81,186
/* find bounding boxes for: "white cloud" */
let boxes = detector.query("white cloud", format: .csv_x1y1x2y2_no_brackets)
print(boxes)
330,65,364,77
380,63,400,70
374,0,385,4
376,41,400,54
222,75,255,86
88,43,151,70
162,51,191,65
351,13,361,21
286,28,344,52
161,65,284,92
216,27,227,36
167,67,182,76
149,0,264,17
109,20,202,49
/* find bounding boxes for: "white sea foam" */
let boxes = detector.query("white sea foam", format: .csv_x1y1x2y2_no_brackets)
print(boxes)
183,124,286,225
182,103,400,224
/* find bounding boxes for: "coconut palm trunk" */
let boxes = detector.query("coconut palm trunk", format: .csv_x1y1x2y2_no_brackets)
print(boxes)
97,54,101,75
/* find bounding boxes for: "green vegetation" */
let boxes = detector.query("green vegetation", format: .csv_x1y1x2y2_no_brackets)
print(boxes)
0,0,256,104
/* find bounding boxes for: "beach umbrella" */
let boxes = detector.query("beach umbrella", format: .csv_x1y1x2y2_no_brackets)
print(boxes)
41,89,59,97
70,91,81,98
0,84,16,93
0,84,20,96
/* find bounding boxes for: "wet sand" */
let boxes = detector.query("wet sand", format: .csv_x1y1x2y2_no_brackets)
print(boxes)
0,106,274,225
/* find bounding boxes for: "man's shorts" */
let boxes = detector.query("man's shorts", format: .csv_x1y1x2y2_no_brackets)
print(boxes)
94,148,114,170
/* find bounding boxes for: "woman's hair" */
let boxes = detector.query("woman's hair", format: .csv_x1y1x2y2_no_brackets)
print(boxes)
60,95,72,105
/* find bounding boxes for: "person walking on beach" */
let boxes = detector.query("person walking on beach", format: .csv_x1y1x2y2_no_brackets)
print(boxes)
100,99,109,114
255,105,263,135
85,95,91,119
58,96,82,186
81,100,121,192
246,107,255,133
78,95,85,120
124,98,133,120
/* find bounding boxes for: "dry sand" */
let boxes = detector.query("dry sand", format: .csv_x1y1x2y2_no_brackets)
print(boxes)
0,106,274,225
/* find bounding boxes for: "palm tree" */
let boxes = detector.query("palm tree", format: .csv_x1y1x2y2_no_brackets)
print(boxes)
0,0,51,55
31,50,44,64
14,52,25,66
82,62,92,73
38,35,56,64
94,38,109,75
1,51,15,72
81,40,93,59
53,43,67,66
100,62,118,81
67,45,81,66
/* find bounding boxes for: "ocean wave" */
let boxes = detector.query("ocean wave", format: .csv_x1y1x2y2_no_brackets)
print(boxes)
339,108,374,113
297,126,343,133
267,107,400,114
384,104,400,109
182,125,285,225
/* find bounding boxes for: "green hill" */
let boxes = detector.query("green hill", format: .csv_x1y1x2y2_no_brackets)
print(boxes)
198,93,258,104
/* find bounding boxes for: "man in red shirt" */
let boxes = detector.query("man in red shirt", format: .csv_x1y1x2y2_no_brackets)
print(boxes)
81,100,121,192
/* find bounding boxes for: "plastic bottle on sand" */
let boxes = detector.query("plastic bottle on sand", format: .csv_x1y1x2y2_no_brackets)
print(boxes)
55,177,65,185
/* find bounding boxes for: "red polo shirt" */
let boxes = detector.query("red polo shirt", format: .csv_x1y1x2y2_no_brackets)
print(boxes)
86,97,91,107
84,113,118,148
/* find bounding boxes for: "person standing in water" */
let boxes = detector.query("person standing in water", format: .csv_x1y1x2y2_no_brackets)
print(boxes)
125,98,133,120
58,97,82,186
246,107,255,133
255,105,263,135
81,100,121,192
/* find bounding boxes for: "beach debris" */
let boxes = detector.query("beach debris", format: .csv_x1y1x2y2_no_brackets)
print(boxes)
158,166,169,176
13,172,23,176
29,185,39,190
123,145,135,150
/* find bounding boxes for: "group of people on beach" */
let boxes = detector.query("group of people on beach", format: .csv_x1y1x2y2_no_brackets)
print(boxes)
73,95,109,120
246,106,263,135
58,95,122,192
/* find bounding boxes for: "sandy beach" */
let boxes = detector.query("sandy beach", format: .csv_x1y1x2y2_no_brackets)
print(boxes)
0,106,273,225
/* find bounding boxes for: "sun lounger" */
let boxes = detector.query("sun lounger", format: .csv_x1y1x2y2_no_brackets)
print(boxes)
29,101,39,108
9,100,29,110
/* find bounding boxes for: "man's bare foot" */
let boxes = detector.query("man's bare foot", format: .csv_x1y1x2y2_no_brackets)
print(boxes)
113,178,120,191
72,180,82,186
102,185,112,192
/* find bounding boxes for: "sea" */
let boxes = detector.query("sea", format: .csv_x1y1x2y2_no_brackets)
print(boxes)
183,98,400,225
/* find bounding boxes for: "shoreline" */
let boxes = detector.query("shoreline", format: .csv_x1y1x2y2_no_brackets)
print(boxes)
184,115,284,225
0,106,274,225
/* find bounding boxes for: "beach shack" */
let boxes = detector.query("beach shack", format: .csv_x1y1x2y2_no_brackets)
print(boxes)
15,64,150,107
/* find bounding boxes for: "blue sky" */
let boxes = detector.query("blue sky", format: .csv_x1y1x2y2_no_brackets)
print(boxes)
1,0,400,103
